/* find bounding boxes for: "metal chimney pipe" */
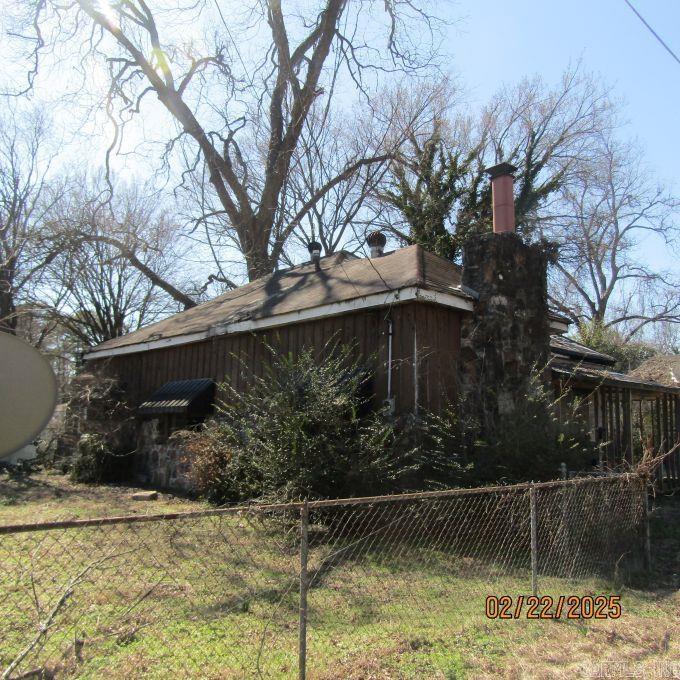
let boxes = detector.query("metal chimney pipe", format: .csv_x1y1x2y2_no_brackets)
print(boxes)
366,230,387,258
484,162,518,234
307,241,322,271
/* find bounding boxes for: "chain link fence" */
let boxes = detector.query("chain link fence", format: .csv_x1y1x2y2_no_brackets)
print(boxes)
0,474,649,679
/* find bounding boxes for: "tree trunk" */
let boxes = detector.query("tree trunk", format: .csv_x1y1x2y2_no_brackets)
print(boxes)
0,268,18,334
241,219,275,281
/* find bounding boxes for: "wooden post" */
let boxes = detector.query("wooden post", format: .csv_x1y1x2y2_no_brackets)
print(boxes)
530,485,538,596
664,395,672,484
655,397,663,487
638,398,645,456
662,395,670,485
614,389,622,465
623,389,633,467
670,396,676,484
644,482,652,572
298,501,309,680
674,396,680,485
608,388,616,469
599,387,607,469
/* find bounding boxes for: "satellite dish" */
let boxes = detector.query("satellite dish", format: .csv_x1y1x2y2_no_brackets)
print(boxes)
0,333,58,458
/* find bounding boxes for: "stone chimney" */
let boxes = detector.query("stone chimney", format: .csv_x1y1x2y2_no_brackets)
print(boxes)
460,162,551,431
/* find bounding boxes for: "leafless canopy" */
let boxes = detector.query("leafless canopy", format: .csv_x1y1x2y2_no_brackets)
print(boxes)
34,176,190,346
544,133,680,341
17,0,442,280
371,67,616,250
0,105,55,333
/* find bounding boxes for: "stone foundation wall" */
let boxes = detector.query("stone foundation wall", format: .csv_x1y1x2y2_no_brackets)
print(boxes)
135,419,193,491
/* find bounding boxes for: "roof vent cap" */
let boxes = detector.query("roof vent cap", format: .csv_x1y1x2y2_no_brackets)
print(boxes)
366,230,387,258
307,241,322,270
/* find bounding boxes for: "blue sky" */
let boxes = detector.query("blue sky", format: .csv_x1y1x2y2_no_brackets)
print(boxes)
5,0,676,200
438,0,679,274
443,0,679,191
1,0,676,279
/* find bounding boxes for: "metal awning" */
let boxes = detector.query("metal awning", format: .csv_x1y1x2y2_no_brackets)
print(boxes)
139,379,215,415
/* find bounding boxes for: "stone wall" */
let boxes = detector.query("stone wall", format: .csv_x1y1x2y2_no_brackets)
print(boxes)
135,419,193,491
461,232,553,433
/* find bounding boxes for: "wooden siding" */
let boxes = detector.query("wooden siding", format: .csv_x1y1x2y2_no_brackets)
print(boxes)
95,303,464,416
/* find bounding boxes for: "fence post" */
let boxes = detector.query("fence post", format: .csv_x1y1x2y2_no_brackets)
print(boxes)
530,484,538,596
298,500,309,680
560,480,571,578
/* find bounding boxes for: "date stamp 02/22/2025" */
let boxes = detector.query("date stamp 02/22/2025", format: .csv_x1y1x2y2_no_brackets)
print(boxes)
484,594,622,620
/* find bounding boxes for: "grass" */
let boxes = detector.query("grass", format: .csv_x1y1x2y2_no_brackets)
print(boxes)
0,472,678,678
0,470,206,524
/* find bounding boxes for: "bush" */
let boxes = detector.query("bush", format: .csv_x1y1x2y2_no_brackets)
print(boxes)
59,368,136,483
180,345,469,503
70,432,135,484
576,320,657,372
467,370,600,484
70,433,111,483
181,346,598,503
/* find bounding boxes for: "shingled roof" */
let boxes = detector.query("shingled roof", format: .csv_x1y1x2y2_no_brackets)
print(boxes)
549,335,616,367
549,340,680,394
88,245,474,356
629,355,680,387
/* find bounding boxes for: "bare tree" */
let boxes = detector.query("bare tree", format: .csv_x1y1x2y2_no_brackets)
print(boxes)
0,107,55,333
545,133,680,340
650,321,680,355
472,67,614,236
374,66,615,256
278,80,449,261
370,67,680,345
18,0,441,280
15,309,79,392
279,107,389,260
34,178,189,346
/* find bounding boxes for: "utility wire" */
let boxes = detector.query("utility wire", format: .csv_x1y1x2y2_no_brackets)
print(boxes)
213,0,255,88
623,0,680,67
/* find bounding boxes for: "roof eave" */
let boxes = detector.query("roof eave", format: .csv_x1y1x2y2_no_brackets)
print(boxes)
84,284,474,361
551,365,680,394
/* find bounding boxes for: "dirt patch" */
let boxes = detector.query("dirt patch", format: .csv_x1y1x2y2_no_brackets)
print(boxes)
315,640,411,680
497,613,679,679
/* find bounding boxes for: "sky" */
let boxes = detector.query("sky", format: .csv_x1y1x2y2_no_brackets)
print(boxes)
1,0,678,280
4,0,678,197
445,0,678,194
442,0,680,275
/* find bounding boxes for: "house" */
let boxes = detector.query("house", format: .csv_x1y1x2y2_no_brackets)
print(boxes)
630,355,680,388
83,164,680,490
551,336,679,481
